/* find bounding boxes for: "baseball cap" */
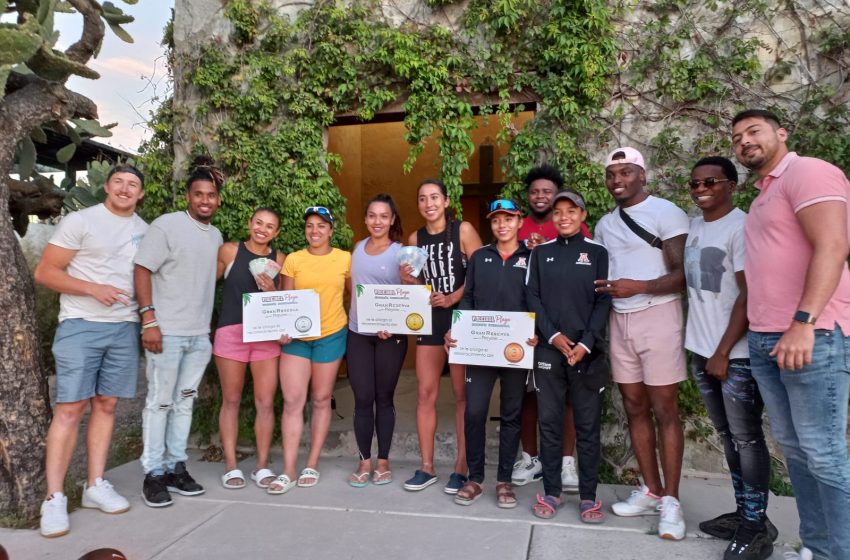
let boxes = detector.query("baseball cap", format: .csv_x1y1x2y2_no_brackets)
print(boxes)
486,199,522,218
604,147,645,170
304,206,334,225
552,190,586,211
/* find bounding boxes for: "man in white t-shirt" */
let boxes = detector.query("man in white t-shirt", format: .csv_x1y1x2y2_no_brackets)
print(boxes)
593,147,690,540
34,165,148,538
684,156,776,560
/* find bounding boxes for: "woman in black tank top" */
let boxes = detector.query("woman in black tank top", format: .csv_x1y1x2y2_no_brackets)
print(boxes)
399,179,482,493
213,208,286,490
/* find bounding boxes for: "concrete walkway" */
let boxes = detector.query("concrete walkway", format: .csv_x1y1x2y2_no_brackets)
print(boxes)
1,452,802,560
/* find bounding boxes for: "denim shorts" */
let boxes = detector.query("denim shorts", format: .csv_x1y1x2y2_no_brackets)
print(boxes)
52,318,140,402
281,327,347,363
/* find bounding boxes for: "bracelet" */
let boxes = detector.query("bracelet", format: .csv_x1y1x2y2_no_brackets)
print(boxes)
141,321,159,330
138,305,155,316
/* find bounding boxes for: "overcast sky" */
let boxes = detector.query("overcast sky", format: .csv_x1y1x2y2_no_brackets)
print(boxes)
55,3,174,153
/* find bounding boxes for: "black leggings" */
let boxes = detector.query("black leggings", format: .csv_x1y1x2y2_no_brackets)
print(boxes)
346,330,409,460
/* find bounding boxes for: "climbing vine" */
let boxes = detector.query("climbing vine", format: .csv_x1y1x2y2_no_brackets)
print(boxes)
135,0,849,488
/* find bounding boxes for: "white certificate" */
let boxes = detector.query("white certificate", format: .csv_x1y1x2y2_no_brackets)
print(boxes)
242,289,321,342
448,310,536,369
355,284,433,335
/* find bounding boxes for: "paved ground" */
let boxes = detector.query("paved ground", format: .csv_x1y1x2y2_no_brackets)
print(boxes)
0,452,802,560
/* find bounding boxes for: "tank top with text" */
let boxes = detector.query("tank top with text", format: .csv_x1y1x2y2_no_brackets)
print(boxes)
417,220,466,295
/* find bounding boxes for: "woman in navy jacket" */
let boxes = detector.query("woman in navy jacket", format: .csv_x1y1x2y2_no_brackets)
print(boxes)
446,199,536,508
525,190,611,522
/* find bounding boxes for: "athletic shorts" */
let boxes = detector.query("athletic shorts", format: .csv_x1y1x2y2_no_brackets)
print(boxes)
416,306,453,346
52,318,140,402
213,323,280,363
281,327,347,363
609,299,687,386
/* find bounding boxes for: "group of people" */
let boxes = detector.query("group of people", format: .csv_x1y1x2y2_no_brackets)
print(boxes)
33,109,849,560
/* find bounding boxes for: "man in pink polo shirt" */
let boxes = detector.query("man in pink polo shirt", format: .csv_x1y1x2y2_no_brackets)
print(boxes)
732,109,850,560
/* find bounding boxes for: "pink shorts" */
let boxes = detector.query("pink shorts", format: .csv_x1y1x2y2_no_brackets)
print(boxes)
609,299,687,386
213,324,280,363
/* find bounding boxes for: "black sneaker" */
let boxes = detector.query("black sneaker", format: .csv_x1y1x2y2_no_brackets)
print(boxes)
724,522,774,560
165,462,205,496
700,512,779,542
143,473,173,508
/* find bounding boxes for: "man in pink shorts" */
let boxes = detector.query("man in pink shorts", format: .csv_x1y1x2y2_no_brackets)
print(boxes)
594,147,690,540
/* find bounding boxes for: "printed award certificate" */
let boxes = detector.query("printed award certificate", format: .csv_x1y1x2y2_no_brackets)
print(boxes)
448,310,536,369
242,289,321,342
354,284,433,335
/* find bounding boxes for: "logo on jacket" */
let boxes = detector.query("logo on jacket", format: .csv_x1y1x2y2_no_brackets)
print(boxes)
513,257,527,269
546,257,555,263
576,253,591,266
484,257,493,262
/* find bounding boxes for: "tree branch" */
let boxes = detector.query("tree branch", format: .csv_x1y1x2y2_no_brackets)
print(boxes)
65,0,106,65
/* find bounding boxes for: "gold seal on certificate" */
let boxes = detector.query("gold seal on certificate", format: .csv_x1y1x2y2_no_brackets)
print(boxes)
355,284,433,335
405,313,425,331
448,310,536,369
241,289,322,342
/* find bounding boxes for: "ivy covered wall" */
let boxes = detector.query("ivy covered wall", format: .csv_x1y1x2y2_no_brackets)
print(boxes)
136,0,850,480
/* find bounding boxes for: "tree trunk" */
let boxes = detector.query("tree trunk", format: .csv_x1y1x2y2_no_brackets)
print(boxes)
0,175,51,522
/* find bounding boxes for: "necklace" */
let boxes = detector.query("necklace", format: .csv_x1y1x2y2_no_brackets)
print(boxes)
185,210,211,231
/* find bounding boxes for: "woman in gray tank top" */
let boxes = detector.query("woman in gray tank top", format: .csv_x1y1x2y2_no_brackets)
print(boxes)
346,194,409,487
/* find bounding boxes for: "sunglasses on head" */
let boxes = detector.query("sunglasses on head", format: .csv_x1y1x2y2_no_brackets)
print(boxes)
304,206,332,218
488,199,519,213
688,177,731,189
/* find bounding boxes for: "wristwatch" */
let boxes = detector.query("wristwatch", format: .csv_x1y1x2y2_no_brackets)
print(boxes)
793,310,816,325
138,305,155,316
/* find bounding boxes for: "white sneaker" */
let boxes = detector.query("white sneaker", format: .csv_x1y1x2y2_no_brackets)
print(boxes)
611,484,661,517
82,478,130,514
657,495,686,540
40,494,69,538
511,451,542,486
561,456,579,493
784,548,813,560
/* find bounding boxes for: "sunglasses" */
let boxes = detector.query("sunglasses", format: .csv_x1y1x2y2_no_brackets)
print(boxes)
688,177,732,189
304,206,333,219
488,199,520,213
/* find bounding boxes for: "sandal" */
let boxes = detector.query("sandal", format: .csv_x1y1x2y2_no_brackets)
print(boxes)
297,467,320,488
580,499,605,524
496,482,518,509
221,469,246,489
372,470,393,486
532,493,563,519
349,471,370,488
454,481,483,506
267,474,296,495
251,468,276,489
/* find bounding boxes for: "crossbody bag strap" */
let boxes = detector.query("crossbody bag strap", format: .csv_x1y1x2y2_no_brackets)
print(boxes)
618,206,662,249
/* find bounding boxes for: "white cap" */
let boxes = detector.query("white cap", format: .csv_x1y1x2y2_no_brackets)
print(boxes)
604,147,645,170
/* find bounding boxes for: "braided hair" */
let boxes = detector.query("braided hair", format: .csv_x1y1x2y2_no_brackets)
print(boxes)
186,155,224,192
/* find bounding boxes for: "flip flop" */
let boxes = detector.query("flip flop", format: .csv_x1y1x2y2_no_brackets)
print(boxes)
372,470,393,485
221,469,246,489
267,474,296,495
297,467,320,488
251,468,276,489
532,493,563,519
349,471,370,488
580,499,605,524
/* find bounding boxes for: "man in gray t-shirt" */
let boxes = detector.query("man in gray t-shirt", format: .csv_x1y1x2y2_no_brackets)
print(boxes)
134,165,223,508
